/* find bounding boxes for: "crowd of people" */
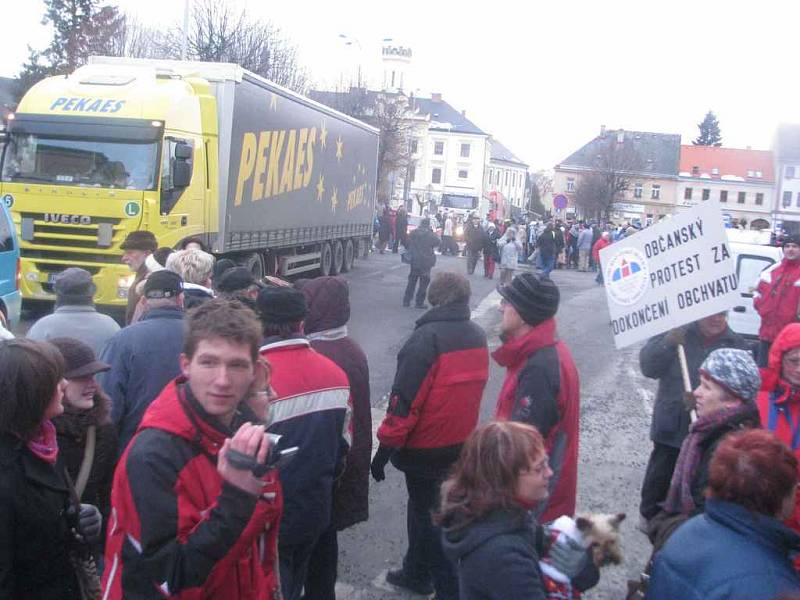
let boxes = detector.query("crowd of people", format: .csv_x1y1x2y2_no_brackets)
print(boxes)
3,220,800,599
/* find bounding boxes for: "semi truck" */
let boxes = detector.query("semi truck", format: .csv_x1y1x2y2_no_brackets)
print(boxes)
0,56,378,309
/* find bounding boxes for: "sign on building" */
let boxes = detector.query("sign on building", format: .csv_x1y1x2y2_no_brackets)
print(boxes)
599,201,739,348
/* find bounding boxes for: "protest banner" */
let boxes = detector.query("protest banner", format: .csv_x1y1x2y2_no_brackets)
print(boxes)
599,201,739,349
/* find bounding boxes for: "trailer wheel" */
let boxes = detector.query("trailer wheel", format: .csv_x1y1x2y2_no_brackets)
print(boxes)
342,239,355,272
241,252,265,280
320,242,333,276
330,241,344,275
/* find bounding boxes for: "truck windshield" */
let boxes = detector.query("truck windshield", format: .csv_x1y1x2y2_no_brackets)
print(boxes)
1,133,159,190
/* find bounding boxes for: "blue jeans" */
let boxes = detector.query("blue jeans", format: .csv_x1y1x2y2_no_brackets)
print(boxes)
541,255,555,277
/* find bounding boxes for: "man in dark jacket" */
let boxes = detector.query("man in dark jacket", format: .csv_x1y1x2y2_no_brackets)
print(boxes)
99,270,186,453
638,312,748,524
537,223,558,276
403,218,440,308
493,273,580,522
120,230,157,325
257,286,351,600
297,276,371,600
393,206,409,253
102,299,283,599
464,215,485,274
372,272,489,599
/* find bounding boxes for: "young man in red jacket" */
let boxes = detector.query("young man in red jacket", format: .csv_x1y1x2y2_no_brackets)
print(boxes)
592,231,611,284
103,299,283,600
754,234,800,366
493,272,580,522
257,286,351,600
372,272,489,600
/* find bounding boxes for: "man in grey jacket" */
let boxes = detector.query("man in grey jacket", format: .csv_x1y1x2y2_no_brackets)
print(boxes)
27,267,120,355
576,224,594,272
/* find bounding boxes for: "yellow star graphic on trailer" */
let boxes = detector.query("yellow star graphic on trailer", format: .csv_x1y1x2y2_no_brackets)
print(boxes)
336,136,344,161
316,175,325,201
270,93,278,111
320,121,328,149
331,187,338,211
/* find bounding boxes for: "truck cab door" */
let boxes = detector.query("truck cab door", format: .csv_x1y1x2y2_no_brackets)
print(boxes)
159,137,202,231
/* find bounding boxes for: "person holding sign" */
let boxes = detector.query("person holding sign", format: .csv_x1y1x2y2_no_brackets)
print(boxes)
753,234,800,367
637,312,748,527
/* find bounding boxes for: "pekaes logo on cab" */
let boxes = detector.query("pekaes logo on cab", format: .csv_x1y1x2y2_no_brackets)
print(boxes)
605,247,649,306
49,97,125,113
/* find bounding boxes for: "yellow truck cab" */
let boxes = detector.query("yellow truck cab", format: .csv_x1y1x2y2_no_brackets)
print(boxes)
1,57,378,309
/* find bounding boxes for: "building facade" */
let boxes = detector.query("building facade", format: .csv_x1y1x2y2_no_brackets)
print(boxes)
487,140,528,220
677,145,774,230
553,128,681,224
773,125,800,234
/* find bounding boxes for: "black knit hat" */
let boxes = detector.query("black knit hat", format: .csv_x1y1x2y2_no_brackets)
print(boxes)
498,272,560,326
53,268,95,304
49,337,110,379
143,270,183,299
216,267,258,294
120,230,157,252
257,286,307,324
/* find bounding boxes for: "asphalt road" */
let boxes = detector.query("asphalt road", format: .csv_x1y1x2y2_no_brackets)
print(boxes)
15,250,656,599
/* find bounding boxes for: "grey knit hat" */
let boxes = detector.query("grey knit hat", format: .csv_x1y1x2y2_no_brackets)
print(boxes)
699,348,761,403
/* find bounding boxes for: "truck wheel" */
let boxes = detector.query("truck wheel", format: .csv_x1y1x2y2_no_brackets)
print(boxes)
320,242,333,276
241,252,265,280
331,241,344,275
342,239,355,272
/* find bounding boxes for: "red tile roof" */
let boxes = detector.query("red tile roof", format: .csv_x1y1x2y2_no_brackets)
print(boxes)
679,145,774,182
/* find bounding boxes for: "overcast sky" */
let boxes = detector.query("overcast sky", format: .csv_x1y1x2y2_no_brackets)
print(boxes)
2,0,798,171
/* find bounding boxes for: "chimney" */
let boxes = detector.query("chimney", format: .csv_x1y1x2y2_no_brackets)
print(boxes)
431,92,442,103
600,124,606,137
616,130,625,144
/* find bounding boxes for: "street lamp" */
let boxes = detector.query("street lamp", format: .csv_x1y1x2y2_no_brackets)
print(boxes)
338,34,363,88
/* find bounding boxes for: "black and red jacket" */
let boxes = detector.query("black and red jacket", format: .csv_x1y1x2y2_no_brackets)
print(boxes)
377,303,489,478
102,378,282,599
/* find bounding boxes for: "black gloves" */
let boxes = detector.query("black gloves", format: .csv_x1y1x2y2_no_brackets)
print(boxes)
370,445,394,482
78,503,102,544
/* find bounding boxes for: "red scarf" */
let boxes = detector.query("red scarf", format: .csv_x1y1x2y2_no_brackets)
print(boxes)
26,420,58,464
493,319,558,420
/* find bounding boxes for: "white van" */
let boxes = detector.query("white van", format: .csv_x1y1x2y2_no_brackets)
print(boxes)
726,230,782,339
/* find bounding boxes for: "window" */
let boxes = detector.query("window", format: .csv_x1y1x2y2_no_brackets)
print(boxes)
702,189,710,201
488,169,493,184
756,171,763,178
747,170,754,178
434,141,444,155
408,164,415,182
566,177,575,192
787,166,796,179
711,167,719,175
684,187,693,200
460,143,470,158
755,192,764,205
458,169,468,179
738,191,746,204
720,190,728,203
432,168,442,184
651,184,661,199
797,192,800,208
496,171,500,184
634,183,642,198
410,139,418,154
784,191,792,207
504,171,508,186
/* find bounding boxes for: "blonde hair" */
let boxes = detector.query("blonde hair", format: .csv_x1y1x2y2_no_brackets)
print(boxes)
166,249,215,285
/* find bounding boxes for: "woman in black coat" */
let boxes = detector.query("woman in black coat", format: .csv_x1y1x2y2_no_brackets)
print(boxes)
0,339,103,599
437,421,598,600
50,337,119,558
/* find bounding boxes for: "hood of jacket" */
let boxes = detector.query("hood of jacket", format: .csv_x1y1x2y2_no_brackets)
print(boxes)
762,323,800,391
415,302,471,328
441,509,532,563
298,276,350,333
136,377,231,456
52,389,112,440
706,498,800,555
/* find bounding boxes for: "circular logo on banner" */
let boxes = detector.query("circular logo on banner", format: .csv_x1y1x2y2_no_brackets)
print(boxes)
2,194,14,209
124,201,140,217
605,247,650,306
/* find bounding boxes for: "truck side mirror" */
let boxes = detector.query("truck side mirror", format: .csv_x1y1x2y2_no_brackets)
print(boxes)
172,160,192,188
174,142,192,160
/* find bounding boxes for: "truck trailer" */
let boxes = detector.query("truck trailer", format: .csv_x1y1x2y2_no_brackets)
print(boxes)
0,56,379,309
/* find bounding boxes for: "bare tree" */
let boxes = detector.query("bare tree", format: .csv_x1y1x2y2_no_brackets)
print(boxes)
103,15,171,59
573,138,641,220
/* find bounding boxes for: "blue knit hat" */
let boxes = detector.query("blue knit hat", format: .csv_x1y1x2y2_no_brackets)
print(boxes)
699,348,760,403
